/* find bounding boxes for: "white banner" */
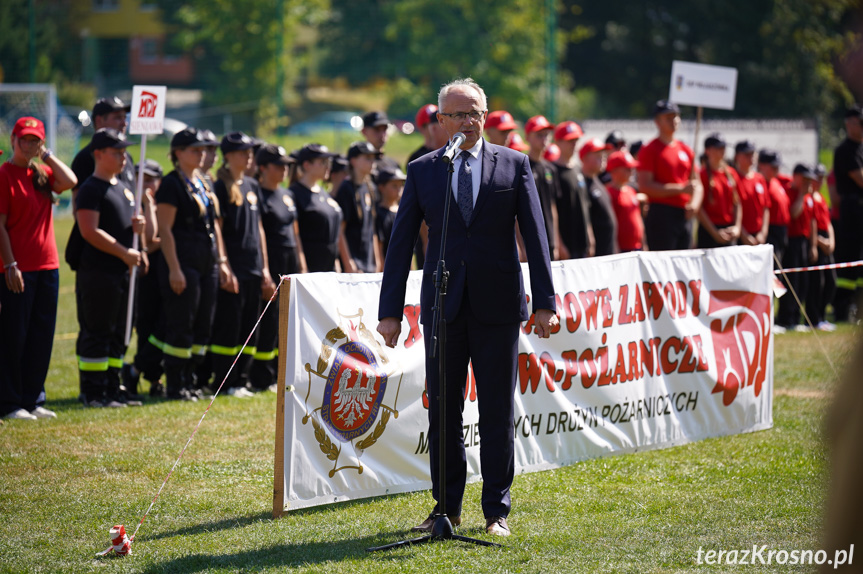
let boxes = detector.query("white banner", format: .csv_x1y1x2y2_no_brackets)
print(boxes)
669,61,738,110
128,85,167,135
276,246,774,511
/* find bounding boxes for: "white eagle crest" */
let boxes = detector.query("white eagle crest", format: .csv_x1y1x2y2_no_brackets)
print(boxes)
333,365,378,427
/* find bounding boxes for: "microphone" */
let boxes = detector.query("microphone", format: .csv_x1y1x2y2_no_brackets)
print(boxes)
441,132,466,164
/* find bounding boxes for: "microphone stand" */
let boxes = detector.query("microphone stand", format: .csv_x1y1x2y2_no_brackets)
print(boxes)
368,152,500,551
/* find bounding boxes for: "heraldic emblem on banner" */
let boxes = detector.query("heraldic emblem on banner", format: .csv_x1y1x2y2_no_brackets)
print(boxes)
301,308,404,477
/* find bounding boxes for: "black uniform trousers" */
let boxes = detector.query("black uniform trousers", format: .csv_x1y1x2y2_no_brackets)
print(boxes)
250,248,299,390
209,277,262,390
777,236,810,328
76,268,128,401
0,269,58,415
696,224,737,249
806,231,837,326
133,250,164,384
422,288,520,520
645,203,692,251
158,247,218,393
834,195,863,321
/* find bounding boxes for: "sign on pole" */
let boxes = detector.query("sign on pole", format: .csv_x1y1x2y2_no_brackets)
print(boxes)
669,61,738,111
125,85,167,346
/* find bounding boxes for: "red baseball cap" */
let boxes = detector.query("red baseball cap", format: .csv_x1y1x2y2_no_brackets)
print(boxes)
554,121,583,141
579,138,611,160
544,143,561,163
524,115,553,135
506,132,529,152
486,110,517,131
415,104,439,129
606,150,639,171
13,117,45,140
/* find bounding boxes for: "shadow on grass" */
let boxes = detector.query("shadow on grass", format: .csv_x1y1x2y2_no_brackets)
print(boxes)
140,531,438,573
144,511,272,541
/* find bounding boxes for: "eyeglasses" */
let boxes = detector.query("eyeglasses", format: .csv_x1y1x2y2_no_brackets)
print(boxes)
439,110,486,122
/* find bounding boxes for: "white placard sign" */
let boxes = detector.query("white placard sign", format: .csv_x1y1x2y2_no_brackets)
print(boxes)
669,61,738,110
128,85,167,135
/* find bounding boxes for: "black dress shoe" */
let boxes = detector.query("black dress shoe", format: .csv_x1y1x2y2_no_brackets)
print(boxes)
485,516,510,536
411,513,462,532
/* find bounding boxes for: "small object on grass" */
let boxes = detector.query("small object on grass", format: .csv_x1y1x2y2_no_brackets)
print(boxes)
96,524,131,557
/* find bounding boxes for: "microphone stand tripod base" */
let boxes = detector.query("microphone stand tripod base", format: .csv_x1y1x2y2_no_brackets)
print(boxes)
366,515,501,552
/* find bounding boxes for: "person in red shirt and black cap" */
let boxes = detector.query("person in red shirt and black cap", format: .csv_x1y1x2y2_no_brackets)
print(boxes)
776,163,819,332
697,133,742,249
606,150,644,252
484,110,518,147
409,104,448,164
807,163,837,331
524,115,562,260
758,148,791,264
580,138,618,256
552,120,594,259
637,99,703,251
733,140,770,247
0,117,77,419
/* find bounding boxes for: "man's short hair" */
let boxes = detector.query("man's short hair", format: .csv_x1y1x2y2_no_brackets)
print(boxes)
438,78,487,112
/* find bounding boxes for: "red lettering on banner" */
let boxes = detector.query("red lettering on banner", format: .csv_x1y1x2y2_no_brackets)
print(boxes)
642,282,664,319
689,280,702,316
465,363,477,402
551,295,563,334
611,344,628,383
632,284,646,322
579,290,601,331
639,337,661,376
600,289,613,327
563,292,581,332
402,304,423,349
617,285,633,324
561,350,579,390
678,336,698,373
661,337,681,373
518,352,556,394
579,348,596,388
596,333,612,386
628,341,641,380
522,294,535,335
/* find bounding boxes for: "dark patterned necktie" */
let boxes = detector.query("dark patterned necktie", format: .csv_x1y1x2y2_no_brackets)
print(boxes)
457,150,473,224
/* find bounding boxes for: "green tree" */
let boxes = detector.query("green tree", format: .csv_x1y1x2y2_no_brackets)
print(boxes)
154,0,329,133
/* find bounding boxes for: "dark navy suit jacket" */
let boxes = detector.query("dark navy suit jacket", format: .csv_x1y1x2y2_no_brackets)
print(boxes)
378,139,555,325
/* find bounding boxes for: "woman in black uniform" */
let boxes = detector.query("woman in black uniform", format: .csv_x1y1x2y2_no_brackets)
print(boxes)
156,127,230,401
250,143,306,391
75,128,144,407
208,131,275,397
291,144,342,272
374,164,406,261
337,141,381,273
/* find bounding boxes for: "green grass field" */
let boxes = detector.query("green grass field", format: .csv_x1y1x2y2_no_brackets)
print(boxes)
0,216,855,573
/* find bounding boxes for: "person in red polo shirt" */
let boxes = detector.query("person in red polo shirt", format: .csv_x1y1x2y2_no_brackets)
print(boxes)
637,100,703,251
733,140,770,246
697,133,741,249
485,110,518,147
525,115,561,259
606,150,644,252
806,164,837,331
776,164,819,331
758,149,791,264
0,117,77,420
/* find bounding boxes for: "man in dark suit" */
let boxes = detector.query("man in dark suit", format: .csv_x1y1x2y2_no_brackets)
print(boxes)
377,78,558,537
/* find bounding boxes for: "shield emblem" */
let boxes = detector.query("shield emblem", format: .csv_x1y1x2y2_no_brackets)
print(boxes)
321,341,388,442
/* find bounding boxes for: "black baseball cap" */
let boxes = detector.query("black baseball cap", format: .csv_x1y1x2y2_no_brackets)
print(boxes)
136,159,164,178
735,140,756,154
629,140,643,157
814,163,827,178
92,97,131,118
844,105,863,119
220,131,255,154
171,127,209,149
376,165,407,185
652,99,680,116
362,111,390,129
793,163,817,180
347,140,381,159
255,143,294,166
91,128,135,150
757,148,781,166
199,129,219,147
704,133,726,149
605,130,625,147
295,143,335,164
330,154,349,174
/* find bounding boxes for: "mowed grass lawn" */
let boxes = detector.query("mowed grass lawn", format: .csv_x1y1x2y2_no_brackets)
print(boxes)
0,215,855,574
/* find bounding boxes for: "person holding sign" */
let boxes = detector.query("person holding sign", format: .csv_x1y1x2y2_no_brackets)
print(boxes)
74,128,145,408
637,100,703,251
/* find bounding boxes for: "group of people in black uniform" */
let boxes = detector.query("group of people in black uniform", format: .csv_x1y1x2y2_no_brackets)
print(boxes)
68,100,409,406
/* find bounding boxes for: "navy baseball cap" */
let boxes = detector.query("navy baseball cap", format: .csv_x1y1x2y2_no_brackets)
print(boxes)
220,131,255,154
255,144,294,166
199,129,219,146
91,128,135,150
793,163,817,180
735,140,756,154
92,97,131,118
652,99,680,116
704,133,726,149
362,111,390,129
757,149,781,166
295,143,335,164
347,140,381,159
171,127,209,149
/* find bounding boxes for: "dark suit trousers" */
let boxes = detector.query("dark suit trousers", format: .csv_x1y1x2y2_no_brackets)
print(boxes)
423,288,519,519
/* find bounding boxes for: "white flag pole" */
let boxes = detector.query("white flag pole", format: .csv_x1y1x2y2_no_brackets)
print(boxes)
124,134,147,347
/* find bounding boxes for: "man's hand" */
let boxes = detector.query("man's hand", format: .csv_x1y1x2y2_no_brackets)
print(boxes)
534,309,559,338
377,317,402,348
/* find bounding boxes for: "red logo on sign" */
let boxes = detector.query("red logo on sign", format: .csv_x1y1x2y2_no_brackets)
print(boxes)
137,91,158,118
707,291,771,406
